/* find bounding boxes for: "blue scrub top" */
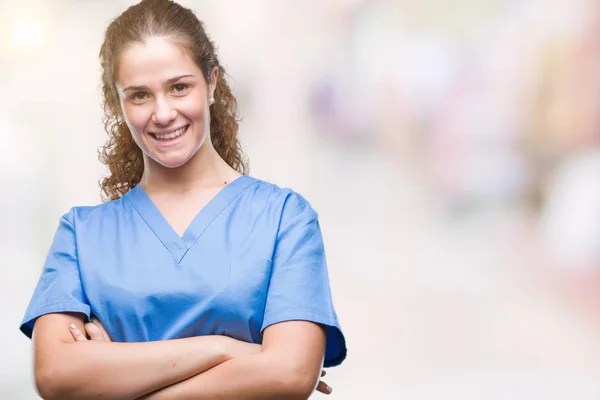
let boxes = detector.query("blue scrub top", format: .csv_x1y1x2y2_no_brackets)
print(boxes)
20,176,346,367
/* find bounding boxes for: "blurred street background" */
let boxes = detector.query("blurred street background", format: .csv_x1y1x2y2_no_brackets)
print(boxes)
1,0,600,398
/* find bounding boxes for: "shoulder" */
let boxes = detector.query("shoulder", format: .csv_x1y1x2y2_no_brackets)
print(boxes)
60,197,125,227
247,177,318,221
248,177,316,211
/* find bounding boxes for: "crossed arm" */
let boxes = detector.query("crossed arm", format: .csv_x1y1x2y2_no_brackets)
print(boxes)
32,313,331,400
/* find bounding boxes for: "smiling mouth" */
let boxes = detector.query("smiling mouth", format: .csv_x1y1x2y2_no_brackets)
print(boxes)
150,125,189,141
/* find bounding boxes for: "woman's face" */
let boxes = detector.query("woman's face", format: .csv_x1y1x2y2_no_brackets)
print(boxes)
115,36,217,169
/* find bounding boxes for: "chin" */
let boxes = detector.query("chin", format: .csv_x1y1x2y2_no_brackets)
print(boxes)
159,159,191,169
151,153,193,169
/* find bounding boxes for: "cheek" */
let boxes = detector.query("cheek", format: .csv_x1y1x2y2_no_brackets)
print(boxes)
123,106,149,134
179,94,208,122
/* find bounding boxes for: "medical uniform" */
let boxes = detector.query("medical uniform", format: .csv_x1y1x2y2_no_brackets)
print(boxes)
20,175,346,367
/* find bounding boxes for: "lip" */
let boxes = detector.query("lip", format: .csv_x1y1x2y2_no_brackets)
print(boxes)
150,124,188,135
148,124,190,147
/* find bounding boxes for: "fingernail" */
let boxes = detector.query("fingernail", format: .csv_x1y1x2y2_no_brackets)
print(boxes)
326,385,332,394
69,324,76,330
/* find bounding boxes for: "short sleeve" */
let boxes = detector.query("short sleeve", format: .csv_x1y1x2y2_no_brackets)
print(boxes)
19,209,91,339
261,193,347,367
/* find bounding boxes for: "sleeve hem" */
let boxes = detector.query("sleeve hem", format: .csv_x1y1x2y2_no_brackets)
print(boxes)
20,302,91,339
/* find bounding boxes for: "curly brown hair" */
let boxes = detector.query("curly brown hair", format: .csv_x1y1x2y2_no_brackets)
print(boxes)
98,0,247,201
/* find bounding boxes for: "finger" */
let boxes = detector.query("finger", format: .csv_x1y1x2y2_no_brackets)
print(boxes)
69,324,88,341
85,322,105,341
321,370,327,377
315,380,332,395
91,319,111,342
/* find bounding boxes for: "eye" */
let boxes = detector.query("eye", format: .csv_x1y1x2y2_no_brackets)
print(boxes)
133,92,148,101
172,83,189,93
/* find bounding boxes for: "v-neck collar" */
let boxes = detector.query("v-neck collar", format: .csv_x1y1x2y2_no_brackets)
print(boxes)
124,175,258,263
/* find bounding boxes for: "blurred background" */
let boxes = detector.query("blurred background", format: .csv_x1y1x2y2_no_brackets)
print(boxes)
1,0,600,398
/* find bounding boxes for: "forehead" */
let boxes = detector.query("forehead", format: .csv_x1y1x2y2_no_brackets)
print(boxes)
116,36,203,87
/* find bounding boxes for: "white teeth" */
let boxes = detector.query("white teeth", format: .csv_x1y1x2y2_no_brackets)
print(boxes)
153,126,187,140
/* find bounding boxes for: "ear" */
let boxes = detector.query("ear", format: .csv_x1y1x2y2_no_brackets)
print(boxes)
209,66,219,98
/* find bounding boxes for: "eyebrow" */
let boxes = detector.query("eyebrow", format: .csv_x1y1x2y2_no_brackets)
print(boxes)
122,74,195,93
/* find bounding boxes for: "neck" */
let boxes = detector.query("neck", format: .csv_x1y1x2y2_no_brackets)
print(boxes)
139,140,238,195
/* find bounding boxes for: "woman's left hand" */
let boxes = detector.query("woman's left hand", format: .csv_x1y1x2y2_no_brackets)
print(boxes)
69,318,112,342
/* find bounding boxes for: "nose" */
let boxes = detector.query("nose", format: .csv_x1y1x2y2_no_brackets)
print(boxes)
151,96,177,126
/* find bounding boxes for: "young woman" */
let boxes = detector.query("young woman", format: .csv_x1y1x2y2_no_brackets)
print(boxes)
19,0,346,398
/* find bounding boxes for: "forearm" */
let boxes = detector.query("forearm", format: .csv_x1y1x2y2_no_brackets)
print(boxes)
36,335,230,400
140,352,316,400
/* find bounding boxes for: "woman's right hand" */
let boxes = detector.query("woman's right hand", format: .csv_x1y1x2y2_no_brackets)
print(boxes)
69,318,112,342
